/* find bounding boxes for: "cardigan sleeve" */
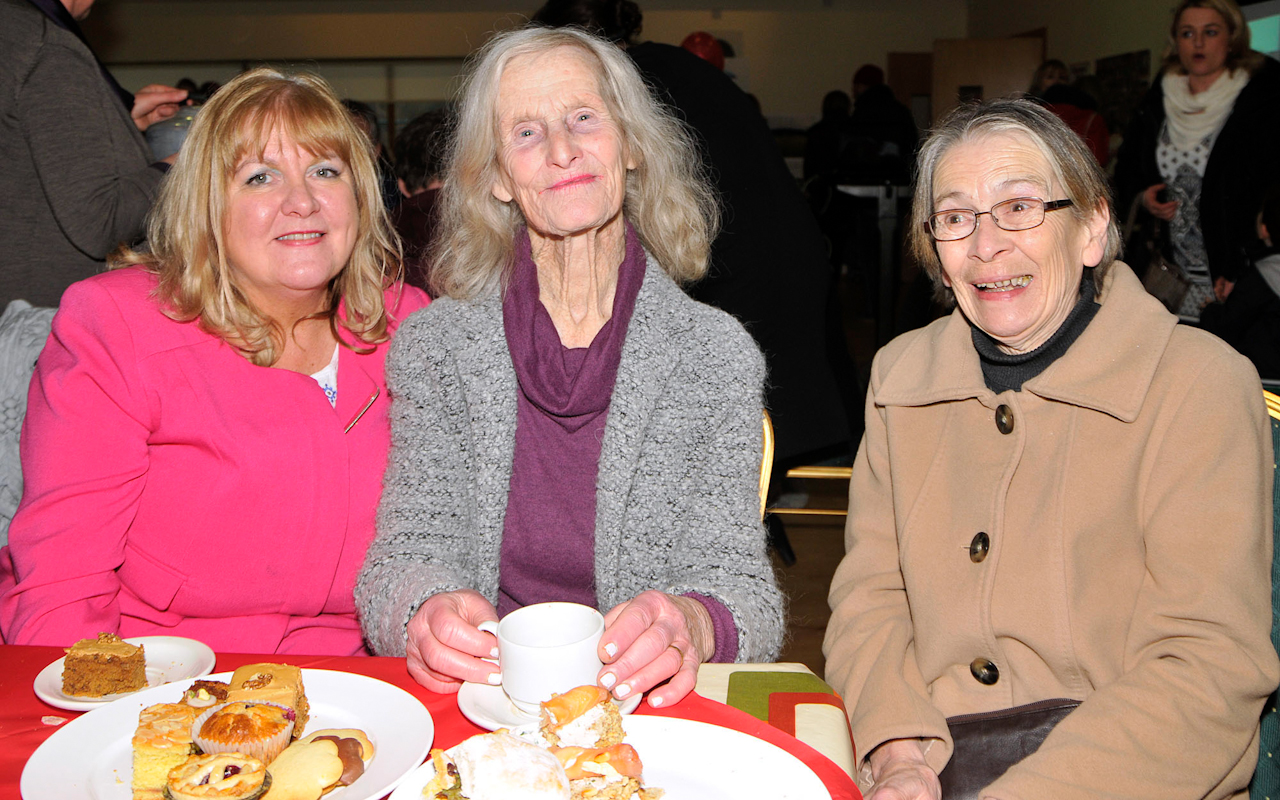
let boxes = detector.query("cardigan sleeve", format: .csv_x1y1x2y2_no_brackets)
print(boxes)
19,35,162,261
0,278,152,644
657,320,783,664
824,346,953,786
355,306,482,656
986,348,1279,800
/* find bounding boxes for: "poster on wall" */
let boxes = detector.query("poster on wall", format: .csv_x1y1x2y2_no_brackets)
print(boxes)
1245,0,1280,58
1095,49,1151,137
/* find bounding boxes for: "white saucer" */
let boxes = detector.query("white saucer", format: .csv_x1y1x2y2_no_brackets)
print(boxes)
33,635,216,711
457,681,642,731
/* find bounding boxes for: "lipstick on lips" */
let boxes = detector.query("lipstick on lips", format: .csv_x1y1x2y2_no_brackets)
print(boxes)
547,174,597,191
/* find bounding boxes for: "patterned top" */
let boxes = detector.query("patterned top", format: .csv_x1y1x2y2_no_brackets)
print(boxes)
310,344,339,407
1157,122,1220,316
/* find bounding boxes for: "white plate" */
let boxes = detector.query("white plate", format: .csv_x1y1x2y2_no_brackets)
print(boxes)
389,715,831,800
22,668,435,800
33,636,217,711
457,680,641,731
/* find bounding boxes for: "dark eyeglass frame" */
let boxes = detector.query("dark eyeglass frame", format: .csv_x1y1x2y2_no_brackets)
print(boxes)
924,198,1075,242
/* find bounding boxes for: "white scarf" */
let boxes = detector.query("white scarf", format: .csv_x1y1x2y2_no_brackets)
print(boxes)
1161,68,1250,151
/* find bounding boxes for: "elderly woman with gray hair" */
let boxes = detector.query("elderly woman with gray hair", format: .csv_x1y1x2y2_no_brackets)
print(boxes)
355,26,783,709
824,98,1277,799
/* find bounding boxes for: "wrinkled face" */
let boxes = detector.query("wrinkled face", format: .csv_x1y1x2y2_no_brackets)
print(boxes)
1177,7,1231,81
491,47,636,242
223,128,358,313
932,131,1107,354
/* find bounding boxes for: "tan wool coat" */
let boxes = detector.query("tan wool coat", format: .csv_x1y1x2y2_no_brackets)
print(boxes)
825,263,1279,799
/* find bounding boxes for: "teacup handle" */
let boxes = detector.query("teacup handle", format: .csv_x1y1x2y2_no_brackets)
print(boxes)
477,620,500,665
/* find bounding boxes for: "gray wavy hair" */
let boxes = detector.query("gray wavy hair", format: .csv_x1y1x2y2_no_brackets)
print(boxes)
429,25,719,299
907,98,1120,303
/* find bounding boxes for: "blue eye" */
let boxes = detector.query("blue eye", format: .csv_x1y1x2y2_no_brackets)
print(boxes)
246,173,269,185
578,113,592,121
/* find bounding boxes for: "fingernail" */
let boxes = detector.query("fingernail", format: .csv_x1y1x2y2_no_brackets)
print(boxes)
604,642,617,658
487,671,502,685
615,683,631,698
600,672,616,689
490,647,499,658
650,695,664,708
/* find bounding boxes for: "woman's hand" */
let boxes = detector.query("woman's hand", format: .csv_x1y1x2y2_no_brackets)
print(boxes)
599,590,715,708
866,739,942,800
1214,276,1235,303
1142,183,1179,222
405,589,500,694
131,85,189,133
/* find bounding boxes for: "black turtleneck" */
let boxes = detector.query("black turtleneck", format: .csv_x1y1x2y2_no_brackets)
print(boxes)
971,275,1100,393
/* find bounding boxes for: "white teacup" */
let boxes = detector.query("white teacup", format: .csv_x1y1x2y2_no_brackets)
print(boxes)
478,601,605,714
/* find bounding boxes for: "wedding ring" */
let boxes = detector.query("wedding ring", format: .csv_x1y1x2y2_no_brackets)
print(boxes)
668,643,688,662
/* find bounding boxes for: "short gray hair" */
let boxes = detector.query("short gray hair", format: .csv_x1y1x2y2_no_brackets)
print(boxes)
429,25,718,299
907,98,1120,303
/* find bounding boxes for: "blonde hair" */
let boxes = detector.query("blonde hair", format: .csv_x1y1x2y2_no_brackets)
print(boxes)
430,25,718,299
1162,0,1263,76
907,98,1120,304
110,67,400,366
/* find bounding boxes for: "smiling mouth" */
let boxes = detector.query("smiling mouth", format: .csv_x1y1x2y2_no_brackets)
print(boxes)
548,175,596,191
276,232,323,241
975,276,1031,292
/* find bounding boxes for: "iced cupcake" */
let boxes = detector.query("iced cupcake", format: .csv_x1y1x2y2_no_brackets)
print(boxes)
191,702,295,764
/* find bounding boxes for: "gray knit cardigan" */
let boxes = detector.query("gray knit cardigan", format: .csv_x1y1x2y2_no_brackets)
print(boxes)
356,256,785,663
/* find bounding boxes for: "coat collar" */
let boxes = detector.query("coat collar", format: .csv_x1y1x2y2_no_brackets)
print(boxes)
876,262,1178,422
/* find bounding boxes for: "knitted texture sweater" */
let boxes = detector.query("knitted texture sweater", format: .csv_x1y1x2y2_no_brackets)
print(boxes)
356,255,785,662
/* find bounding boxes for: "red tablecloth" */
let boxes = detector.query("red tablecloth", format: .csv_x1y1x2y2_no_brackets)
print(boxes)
1,646,858,799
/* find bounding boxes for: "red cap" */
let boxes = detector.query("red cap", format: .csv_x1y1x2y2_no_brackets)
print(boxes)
681,32,725,71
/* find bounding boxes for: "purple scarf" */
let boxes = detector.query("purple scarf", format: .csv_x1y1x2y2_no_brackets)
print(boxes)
497,226,645,615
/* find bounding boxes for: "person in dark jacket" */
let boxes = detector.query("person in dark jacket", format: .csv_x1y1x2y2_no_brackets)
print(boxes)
391,108,449,295
531,0,854,463
804,90,851,180
1200,185,1280,379
1114,0,1280,319
839,64,918,187
0,0,187,307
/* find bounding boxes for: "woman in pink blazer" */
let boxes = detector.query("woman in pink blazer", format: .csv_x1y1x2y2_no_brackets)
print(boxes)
0,67,429,655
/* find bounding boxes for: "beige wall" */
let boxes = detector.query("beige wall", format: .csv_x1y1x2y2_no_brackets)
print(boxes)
966,0,1175,78
86,2,967,120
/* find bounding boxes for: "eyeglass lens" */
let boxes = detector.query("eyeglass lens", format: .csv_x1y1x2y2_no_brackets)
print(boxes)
930,198,1049,240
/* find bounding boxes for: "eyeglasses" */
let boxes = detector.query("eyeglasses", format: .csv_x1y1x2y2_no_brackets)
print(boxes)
925,198,1074,242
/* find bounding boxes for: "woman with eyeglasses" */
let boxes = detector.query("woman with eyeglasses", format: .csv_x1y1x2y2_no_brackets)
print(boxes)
1114,0,1280,319
824,98,1277,800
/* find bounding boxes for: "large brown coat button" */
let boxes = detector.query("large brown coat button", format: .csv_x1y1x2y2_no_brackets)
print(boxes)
970,658,1000,685
995,405,1014,434
969,532,990,562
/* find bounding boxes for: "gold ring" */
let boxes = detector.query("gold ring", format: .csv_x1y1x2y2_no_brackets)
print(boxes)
669,643,688,662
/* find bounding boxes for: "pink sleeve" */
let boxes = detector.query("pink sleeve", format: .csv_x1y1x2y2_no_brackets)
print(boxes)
683,591,738,663
0,279,151,645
